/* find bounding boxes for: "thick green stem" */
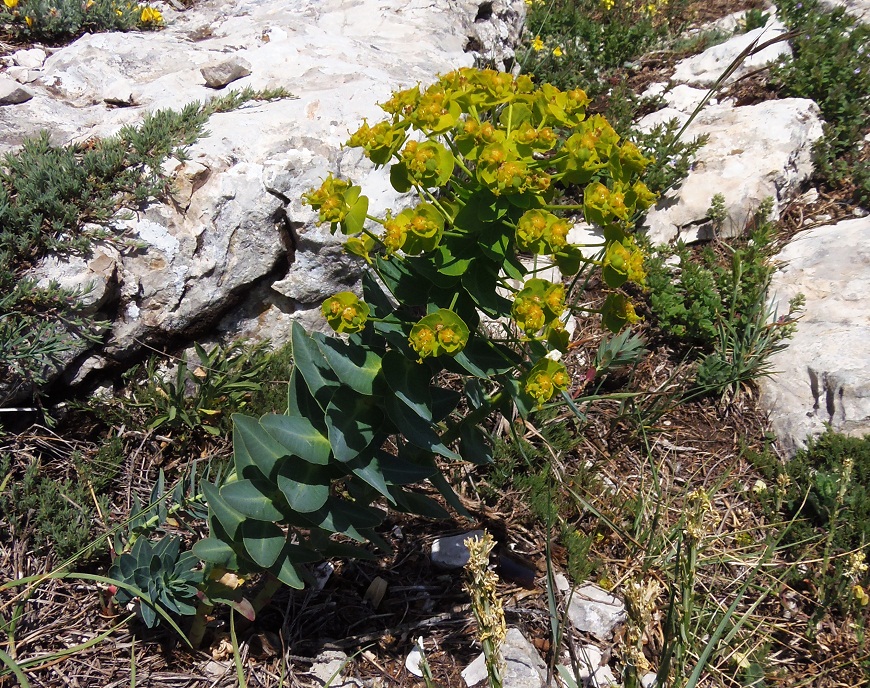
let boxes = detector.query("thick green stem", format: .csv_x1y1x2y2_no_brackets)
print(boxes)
188,597,213,650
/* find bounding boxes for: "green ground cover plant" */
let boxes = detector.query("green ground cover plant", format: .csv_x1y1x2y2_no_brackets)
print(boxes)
771,0,870,205
644,200,803,397
0,0,163,42
519,0,691,100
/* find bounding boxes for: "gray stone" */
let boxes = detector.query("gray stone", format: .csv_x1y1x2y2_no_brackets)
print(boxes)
309,649,360,687
12,48,47,70
759,216,870,456
671,15,791,88
575,644,604,681
641,673,658,688
462,627,547,688
639,98,823,244
431,530,485,568
0,78,33,105
589,665,621,687
566,583,626,641
201,56,253,89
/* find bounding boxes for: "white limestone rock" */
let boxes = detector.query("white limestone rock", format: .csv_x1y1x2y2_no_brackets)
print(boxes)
103,78,136,106
639,98,823,245
671,15,791,88
5,67,39,84
566,583,627,641
462,628,547,688
12,48,47,70
759,216,870,456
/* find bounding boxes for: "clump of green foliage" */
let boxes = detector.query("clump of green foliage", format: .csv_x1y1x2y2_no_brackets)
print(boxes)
782,431,870,554
750,430,870,618
645,220,776,350
0,87,293,409
0,436,123,562
0,0,163,42
771,0,870,206
519,0,690,101
485,413,602,582
646,200,803,397
129,341,271,439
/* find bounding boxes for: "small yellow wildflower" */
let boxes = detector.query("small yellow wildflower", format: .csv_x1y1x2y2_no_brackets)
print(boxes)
139,5,162,23
531,35,545,52
601,0,615,9
25,14,32,26
3,0,19,9
552,46,563,57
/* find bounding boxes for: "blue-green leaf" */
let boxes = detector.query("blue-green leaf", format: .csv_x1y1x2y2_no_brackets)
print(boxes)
292,321,340,407
460,424,494,465
384,395,460,460
325,394,383,463
391,488,451,519
316,336,382,395
233,413,289,478
300,498,385,541
202,481,245,540
382,350,433,421
275,460,330,514
241,520,285,569
221,479,285,522
192,537,236,566
346,452,396,504
270,553,305,589
260,414,331,466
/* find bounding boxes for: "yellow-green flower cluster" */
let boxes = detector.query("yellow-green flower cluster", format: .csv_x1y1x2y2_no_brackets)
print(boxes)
382,203,444,255
302,174,368,235
515,209,571,255
511,278,566,337
309,69,656,337
321,292,369,334
602,235,646,288
408,309,470,361
524,357,571,406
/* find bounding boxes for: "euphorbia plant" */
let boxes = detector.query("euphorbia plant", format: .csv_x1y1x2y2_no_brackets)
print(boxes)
192,68,653,598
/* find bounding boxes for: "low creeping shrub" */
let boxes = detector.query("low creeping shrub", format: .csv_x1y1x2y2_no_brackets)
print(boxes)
771,0,870,206
0,0,163,42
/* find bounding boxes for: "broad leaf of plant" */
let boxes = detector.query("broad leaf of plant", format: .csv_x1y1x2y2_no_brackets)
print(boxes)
233,413,290,478
315,335,382,395
220,479,286,522
381,350,434,421
325,393,383,462
275,460,331,513
260,413,331,465
240,520,285,569
291,321,340,407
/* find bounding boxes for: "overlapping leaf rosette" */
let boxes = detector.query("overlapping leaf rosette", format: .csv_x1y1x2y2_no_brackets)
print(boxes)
195,71,655,591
